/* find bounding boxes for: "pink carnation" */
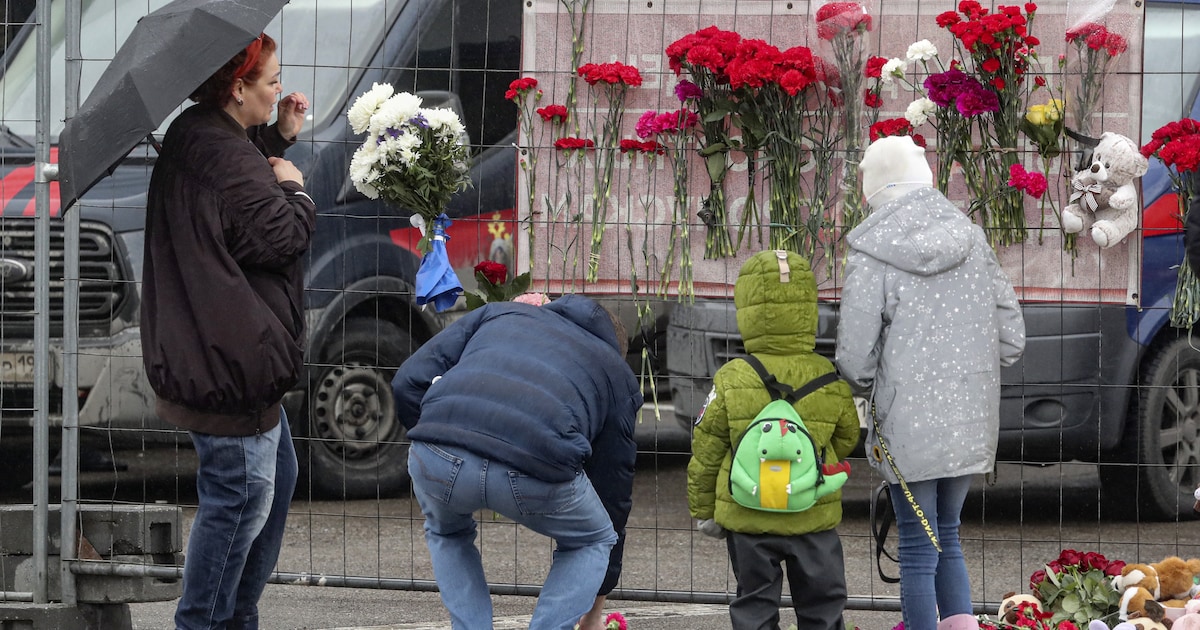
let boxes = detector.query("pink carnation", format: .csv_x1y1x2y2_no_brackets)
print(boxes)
513,292,550,306
604,611,628,630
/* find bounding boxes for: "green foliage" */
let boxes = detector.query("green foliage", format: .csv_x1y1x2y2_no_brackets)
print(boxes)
464,270,532,310
1033,553,1123,627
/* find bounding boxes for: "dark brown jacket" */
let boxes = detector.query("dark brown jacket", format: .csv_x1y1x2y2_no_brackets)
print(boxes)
141,104,316,436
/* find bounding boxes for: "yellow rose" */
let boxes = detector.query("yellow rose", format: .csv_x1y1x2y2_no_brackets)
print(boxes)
1044,99,1064,122
1025,104,1047,126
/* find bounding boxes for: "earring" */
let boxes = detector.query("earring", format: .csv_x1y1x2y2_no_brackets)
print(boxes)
235,97,244,106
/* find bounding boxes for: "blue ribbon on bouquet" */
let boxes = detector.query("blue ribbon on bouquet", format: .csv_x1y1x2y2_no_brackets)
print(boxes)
414,214,463,312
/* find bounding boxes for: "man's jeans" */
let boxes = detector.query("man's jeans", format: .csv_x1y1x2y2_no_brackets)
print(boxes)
408,440,617,630
176,410,297,630
889,475,973,630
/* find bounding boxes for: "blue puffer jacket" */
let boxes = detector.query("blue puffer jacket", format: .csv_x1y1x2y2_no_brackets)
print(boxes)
391,294,642,593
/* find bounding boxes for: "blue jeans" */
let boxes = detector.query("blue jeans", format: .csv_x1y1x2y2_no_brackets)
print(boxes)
408,441,617,630
176,410,297,630
889,475,973,630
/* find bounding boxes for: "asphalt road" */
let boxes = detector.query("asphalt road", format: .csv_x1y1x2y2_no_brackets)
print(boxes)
15,406,1200,629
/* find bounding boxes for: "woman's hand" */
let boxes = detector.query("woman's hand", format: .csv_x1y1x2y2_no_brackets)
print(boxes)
276,92,310,140
268,156,304,187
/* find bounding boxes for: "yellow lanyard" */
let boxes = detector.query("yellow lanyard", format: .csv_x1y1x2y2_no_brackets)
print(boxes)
872,410,942,553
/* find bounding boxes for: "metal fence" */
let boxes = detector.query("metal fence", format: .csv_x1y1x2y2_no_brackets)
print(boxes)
6,0,1200,628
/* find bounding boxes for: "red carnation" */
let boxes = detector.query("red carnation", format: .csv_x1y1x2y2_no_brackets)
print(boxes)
865,56,887,79
536,104,568,124
815,2,871,41
554,137,594,151
936,11,961,28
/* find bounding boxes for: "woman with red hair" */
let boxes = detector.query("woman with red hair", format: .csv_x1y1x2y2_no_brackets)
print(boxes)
141,33,314,630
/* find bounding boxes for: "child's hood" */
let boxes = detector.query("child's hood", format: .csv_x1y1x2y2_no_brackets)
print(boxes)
733,249,818,355
846,187,976,277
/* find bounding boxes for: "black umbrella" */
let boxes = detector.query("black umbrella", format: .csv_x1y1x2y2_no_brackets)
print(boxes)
57,0,290,211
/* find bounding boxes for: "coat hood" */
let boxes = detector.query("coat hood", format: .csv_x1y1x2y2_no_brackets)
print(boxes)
846,187,976,276
543,294,621,353
734,250,817,355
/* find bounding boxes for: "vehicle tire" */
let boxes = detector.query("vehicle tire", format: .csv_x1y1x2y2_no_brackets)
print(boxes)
1099,335,1200,521
294,317,413,500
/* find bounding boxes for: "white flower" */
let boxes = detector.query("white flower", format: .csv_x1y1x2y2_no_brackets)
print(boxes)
345,85,472,220
347,82,394,134
905,40,938,63
349,146,382,199
368,91,423,136
380,132,423,166
880,58,908,84
422,108,467,140
905,98,937,127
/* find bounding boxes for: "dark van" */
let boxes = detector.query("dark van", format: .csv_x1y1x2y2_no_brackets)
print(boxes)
0,0,520,498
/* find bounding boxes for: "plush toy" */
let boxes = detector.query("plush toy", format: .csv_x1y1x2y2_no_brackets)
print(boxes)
1114,558,1200,621
1153,557,1200,605
1095,620,1152,630
998,592,1044,624
1114,563,1165,621
1061,131,1150,249
1124,617,1169,630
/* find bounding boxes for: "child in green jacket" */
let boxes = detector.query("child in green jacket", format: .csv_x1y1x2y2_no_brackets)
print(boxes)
687,249,861,630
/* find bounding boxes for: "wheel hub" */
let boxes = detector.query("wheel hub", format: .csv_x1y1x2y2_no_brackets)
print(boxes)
312,363,397,459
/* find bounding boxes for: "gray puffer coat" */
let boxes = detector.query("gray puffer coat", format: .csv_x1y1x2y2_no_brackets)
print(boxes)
835,187,1025,484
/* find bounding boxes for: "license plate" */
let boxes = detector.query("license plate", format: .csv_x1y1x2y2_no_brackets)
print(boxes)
0,352,36,384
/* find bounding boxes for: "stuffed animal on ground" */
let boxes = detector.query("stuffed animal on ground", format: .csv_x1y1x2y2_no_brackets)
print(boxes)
1175,613,1200,630
1153,556,1200,606
1114,558,1200,620
1124,616,1169,630
1089,619,1142,628
998,592,1044,624
1114,563,1165,621
1061,131,1149,249
1093,623,1138,630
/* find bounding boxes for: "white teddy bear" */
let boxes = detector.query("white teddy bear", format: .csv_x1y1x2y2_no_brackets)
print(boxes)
1061,131,1150,249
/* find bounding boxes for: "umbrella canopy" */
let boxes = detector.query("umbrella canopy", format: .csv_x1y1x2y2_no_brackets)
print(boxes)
57,0,290,211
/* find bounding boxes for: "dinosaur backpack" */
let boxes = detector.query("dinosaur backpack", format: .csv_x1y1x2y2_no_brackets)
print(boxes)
729,355,851,513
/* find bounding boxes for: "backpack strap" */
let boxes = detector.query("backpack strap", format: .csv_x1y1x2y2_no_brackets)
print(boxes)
741,354,788,401
741,355,840,405
783,372,840,406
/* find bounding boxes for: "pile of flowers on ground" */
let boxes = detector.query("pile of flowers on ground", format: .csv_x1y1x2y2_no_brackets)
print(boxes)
1029,549,1124,626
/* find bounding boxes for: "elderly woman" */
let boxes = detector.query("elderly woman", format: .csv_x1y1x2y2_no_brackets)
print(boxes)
140,32,315,630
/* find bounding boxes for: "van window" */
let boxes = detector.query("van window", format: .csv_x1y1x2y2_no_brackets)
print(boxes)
388,0,520,151
1142,1,1200,143
270,0,402,133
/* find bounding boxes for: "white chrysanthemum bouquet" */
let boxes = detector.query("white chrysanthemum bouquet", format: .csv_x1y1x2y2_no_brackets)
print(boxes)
347,82,472,251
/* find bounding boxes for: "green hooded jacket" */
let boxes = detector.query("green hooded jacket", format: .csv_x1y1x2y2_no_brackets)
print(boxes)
686,250,861,535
